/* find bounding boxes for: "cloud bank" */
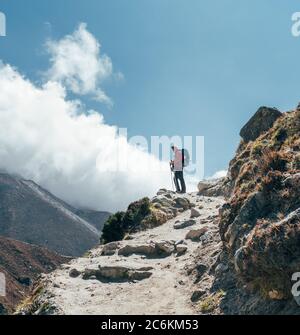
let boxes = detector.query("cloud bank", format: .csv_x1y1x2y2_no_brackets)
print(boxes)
0,24,173,212
46,23,114,105
0,63,171,211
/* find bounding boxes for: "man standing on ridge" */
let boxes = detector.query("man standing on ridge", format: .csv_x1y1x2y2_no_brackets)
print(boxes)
170,145,186,194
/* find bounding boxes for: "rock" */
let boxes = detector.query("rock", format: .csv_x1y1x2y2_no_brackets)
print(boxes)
124,235,134,240
83,266,152,282
197,178,227,197
174,197,190,210
153,203,162,209
155,241,175,256
198,181,212,193
101,242,120,256
176,245,188,256
118,241,175,258
18,277,32,286
69,269,81,278
118,244,156,257
215,263,229,276
169,208,178,216
164,193,173,199
156,189,168,195
191,290,205,302
152,197,174,208
190,208,201,218
190,263,208,284
200,219,208,225
173,219,196,230
240,106,281,142
185,227,209,241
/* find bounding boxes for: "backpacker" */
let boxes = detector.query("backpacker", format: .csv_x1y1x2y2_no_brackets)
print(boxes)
182,149,190,167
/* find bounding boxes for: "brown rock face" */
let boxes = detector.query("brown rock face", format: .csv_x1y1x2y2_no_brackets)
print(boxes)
220,109,300,299
240,106,282,142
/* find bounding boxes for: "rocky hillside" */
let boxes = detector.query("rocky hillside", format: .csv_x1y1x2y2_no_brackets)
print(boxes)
219,106,300,303
0,173,109,256
0,236,69,315
16,104,300,315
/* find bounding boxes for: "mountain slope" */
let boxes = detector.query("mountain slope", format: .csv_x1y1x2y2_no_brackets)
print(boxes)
74,209,110,232
0,236,69,315
0,173,106,256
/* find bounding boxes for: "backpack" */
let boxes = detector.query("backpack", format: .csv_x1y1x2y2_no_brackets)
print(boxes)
182,149,190,167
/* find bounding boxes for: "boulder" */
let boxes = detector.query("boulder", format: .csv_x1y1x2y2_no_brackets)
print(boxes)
83,266,152,282
198,178,228,197
69,269,81,278
197,181,212,193
118,241,175,258
157,189,168,195
240,106,281,142
185,227,208,241
191,290,206,302
101,242,120,256
190,208,201,218
175,245,188,256
155,241,175,255
173,219,196,230
174,197,190,210
118,244,156,257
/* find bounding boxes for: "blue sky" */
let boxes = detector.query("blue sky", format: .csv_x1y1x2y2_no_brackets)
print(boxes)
1,0,300,177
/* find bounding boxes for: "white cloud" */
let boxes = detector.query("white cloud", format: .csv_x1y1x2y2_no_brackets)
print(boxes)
0,63,172,212
46,23,115,105
207,170,227,180
0,25,204,212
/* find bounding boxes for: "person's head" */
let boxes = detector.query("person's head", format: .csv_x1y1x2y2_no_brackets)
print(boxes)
171,145,175,152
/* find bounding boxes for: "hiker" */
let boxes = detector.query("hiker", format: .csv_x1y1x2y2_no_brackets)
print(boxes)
170,145,186,194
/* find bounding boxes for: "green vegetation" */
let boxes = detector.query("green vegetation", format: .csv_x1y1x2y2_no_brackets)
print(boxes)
199,290,226,314
101,198,151,244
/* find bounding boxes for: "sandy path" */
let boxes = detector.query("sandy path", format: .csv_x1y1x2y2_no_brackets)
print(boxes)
34,193,224,315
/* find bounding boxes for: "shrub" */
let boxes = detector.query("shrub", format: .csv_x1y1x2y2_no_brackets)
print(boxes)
100,198,151,244
101,211,125,243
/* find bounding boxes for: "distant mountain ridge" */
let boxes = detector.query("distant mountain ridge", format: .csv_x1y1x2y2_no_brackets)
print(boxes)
0,173,110,256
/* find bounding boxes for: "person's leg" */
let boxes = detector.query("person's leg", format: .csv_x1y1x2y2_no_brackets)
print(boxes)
178,171,186,193
174,172,181,192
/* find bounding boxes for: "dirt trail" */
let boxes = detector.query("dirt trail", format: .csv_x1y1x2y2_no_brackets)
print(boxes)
22,192,224,315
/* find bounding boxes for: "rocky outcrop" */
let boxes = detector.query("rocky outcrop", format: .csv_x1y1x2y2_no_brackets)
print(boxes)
101,191,192,244
197,178,230,197
220,107,300,302
239,106,282,142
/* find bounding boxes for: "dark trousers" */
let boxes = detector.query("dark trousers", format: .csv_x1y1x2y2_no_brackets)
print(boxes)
174,171,186,193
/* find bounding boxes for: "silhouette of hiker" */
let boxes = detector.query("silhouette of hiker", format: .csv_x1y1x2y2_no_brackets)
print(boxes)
170,145,186,194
